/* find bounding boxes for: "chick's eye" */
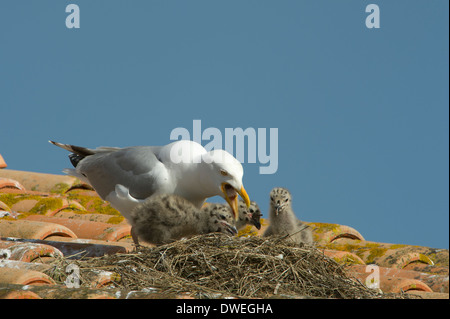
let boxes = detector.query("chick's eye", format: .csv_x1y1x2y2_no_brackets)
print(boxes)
220,169,228,176
285,198,289,202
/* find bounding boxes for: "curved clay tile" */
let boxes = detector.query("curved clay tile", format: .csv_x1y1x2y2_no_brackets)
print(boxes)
0,169,79,193
322,249,366,265
0,178,25,191
0,242,64,263
348,264,448,293
324,238,448,269
23,216,131,242
0,200,10,212
0,268,56,286
0,219,77,240
306,222,365,244
0,289,42,299
0,154,6,169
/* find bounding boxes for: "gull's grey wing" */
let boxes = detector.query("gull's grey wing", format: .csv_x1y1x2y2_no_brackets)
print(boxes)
76,146,166,200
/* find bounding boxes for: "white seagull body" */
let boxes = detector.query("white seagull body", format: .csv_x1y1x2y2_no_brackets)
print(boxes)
50,140,250,223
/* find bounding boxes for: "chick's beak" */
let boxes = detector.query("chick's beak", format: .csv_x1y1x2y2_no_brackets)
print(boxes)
274,204,281,216
220,221,238,236
221,183,250,221
252,220,262,230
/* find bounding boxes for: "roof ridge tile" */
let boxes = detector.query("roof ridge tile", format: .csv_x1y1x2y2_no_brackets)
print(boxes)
0,154,6,169
23,215,131,242
0,219,77,240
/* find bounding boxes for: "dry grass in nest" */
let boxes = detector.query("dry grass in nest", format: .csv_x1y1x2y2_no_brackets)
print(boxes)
46,233,410,299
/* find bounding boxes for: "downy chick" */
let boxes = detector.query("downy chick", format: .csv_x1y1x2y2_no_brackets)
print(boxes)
263,187,313,245
130,194,237,246
202,200,262,231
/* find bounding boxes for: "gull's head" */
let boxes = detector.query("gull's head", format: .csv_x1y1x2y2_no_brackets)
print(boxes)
201,149,250,220
269,187,292,216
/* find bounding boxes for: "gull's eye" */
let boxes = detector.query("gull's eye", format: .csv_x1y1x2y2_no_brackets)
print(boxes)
220,169,228,176
285,198,289,202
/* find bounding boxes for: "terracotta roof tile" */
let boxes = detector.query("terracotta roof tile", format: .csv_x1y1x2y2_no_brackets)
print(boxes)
348,264,448,293
0,200,10,213
349,268,433,293
323,238,448,269
1,237,132,259
0,193,86,217
402,262,449,276
0,259,52,273
0,283,201,299
23,215,132,242
0,178,25,191
322,249,366,265
64,191,120,216
0,168,448,299
52,210,125,224
0,267,55,286
407,291,450,299
0,240,63,262
0,154,6,169
0,220,77,240
307,222,365,244
0,169,81,193
0,287,42,299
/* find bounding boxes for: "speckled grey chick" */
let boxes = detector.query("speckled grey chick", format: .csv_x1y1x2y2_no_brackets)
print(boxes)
129,194,238,246
237,200,262,230
263,187,313,245
202,200,262,231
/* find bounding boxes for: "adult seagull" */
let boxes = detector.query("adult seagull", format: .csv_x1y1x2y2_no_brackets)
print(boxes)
50,140,250,242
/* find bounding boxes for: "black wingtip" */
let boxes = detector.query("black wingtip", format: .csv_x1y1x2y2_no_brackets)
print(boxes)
68,153,84,168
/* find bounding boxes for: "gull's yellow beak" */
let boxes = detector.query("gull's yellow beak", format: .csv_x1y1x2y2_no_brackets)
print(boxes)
238,185,251,209
221,183,250,220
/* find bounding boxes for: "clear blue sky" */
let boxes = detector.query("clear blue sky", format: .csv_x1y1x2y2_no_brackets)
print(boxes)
1,1,448,249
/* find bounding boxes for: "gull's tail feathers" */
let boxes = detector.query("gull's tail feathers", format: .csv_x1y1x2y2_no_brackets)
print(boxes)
49,140,121,167
49,140,95,156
